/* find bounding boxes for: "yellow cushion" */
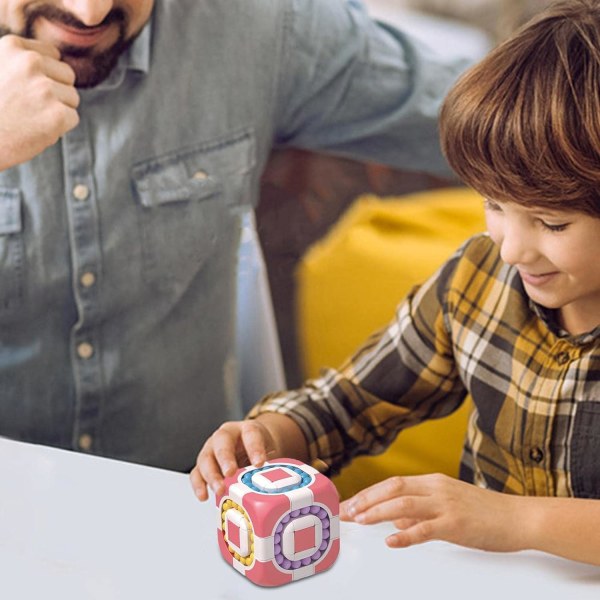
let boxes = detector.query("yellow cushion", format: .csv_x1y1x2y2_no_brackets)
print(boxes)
297,187,486,499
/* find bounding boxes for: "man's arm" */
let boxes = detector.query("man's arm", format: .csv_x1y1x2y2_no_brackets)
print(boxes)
0,35,79,171
273,0,472,177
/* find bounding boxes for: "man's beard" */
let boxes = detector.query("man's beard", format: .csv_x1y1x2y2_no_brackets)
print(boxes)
20,4,133,88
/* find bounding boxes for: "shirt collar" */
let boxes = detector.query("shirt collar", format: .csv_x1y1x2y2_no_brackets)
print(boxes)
81,16,152,94
123,17,152,75
507,264,600,344
528,298,600,345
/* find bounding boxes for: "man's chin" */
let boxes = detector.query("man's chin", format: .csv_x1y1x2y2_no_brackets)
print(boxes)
61,38,133,88
63,55,118,88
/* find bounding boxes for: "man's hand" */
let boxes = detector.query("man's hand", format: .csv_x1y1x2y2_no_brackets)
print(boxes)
0,35,80,171
340,473,527,553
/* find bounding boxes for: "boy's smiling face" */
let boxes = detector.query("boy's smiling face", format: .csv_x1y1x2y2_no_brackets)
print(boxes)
0,1,154,87
485,198,600,335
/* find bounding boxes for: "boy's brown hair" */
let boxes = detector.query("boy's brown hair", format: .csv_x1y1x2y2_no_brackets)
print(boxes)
440,0,600,217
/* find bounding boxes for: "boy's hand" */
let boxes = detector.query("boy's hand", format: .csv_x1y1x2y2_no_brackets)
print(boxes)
340,473,527,553
0,35,80,171
190,419,277,502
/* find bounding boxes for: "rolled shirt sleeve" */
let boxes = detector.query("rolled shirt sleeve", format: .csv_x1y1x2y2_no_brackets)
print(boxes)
274,0,473,177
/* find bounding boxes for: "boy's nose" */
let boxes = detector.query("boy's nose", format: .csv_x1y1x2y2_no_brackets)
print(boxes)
499,230,537,266
61,0,115,26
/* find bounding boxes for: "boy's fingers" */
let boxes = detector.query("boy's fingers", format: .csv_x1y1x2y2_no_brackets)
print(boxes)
240,421,269,466
189,466,210,501
385,519,439,548
195,450,228,497
392,517,419,530
190,419,277,503
353,496,436,525
212,424,243,476
340,478,403,519
340,475,440,519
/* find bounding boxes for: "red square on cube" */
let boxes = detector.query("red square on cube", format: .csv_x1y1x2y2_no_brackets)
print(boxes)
216,458,340,587
263,468,291,483
294,526,316,553
250,466,302,492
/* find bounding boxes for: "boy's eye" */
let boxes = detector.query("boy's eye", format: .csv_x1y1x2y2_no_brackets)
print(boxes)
541,221,569,232
483,199,502,211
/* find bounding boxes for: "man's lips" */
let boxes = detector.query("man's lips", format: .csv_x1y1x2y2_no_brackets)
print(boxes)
519,270,559,286
38,18,116,48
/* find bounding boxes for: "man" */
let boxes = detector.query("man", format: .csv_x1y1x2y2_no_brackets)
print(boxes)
0,0,468,471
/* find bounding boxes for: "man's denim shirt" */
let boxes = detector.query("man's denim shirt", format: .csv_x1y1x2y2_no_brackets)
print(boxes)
0,0,469,470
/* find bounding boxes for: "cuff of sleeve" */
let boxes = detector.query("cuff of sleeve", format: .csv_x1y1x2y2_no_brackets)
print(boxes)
246,392,335,474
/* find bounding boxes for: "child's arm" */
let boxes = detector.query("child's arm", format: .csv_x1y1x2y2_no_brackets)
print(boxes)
340,474,600,566
190,239,475,501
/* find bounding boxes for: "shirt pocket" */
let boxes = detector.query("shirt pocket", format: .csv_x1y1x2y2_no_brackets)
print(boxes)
0,188,25,312
131,130,256,295
570,401,600,499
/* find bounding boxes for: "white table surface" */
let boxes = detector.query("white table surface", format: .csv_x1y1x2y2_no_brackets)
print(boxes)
1,438,599,600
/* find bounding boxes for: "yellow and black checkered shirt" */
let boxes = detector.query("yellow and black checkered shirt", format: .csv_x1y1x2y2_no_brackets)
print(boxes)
250,234,600,498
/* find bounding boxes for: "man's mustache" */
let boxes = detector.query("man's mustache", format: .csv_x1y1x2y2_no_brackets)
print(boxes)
24,5,127,33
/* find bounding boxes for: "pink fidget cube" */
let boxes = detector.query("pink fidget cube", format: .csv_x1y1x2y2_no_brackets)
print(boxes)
216,458,340,586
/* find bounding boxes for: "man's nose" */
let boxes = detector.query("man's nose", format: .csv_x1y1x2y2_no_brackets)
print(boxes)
61,0,114,26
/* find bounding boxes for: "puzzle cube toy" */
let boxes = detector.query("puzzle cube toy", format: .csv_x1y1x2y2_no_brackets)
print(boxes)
216,458,340,586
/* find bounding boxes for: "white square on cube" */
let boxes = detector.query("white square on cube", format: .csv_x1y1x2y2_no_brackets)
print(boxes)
225,508,251,557
282,515,322,561
251,467,301,492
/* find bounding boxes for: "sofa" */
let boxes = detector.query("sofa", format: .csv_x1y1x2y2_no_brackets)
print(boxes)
296,187,486,498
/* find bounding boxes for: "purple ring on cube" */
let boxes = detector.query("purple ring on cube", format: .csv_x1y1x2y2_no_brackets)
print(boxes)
273,504,331,570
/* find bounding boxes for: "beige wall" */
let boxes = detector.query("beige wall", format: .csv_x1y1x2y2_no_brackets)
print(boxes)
366,0,552,41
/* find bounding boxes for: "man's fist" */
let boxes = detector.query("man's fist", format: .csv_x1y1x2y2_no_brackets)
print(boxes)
0,35,80,171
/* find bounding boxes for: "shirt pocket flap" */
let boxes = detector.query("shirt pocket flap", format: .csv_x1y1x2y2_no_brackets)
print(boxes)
131,130,256,208
0,188,22,235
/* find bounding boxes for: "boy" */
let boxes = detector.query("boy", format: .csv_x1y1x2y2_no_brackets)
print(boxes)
191,0,600,566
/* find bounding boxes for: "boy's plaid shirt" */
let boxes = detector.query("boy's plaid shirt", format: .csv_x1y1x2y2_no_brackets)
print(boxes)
250,234,600,498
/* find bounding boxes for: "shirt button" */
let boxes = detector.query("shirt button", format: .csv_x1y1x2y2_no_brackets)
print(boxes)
80,272,96,288
79,434,93,451
73,184,90,201
529,447,544,463
555,351,570,365
192,170,208,180
77,342,94,360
